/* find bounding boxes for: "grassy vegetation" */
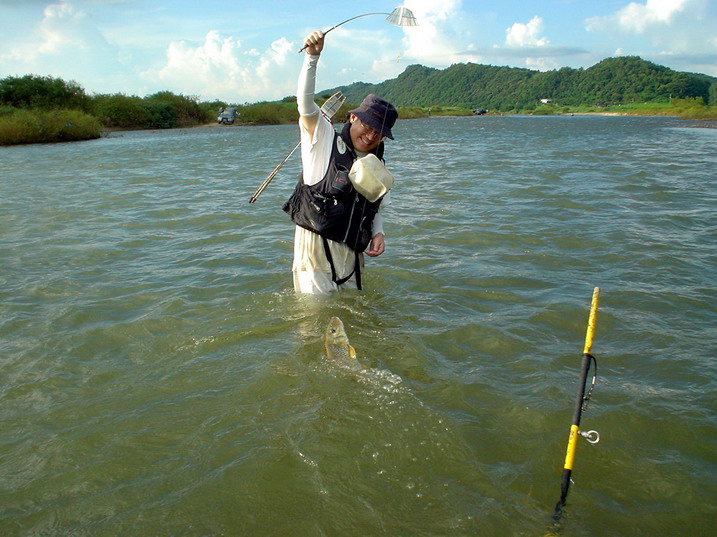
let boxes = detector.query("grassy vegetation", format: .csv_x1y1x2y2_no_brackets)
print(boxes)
0,75,219,144
0,108,102,146
397,106,474,119
236,100,298,125
525,97,717,120
233,98,717,123
93,91,212,129
2,72,715,146
227,97,471,125
613,99,717,119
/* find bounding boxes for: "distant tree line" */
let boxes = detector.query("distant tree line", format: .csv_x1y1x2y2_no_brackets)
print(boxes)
0,74,213,129
0,74,306,135
2,57,715,145
0,75,91,111
328,56,717,111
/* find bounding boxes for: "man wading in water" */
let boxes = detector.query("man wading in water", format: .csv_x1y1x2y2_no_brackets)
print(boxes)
283,30,398,294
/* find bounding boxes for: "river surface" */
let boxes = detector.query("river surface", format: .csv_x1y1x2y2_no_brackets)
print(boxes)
1,116,716,537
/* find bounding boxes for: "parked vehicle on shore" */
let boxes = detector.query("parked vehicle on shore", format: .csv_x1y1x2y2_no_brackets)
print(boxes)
217,107,238,125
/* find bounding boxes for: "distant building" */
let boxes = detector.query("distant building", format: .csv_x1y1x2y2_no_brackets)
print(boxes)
540,99,552,104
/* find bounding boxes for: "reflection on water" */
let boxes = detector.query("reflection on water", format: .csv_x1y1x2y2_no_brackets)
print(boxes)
1,117,716,537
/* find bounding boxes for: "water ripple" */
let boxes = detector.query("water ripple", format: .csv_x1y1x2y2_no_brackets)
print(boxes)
1,117,716,536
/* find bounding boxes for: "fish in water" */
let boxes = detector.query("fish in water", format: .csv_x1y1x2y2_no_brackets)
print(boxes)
323,316,357,363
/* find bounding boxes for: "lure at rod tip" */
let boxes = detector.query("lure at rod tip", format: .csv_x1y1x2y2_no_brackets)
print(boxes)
297,7,418,53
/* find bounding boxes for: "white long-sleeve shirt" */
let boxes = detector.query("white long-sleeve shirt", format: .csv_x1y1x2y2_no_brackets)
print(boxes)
291,54,389,293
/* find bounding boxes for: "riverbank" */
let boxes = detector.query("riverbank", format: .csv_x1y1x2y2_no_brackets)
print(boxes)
0,109,102,146
4,104,717,146
96,114,717,142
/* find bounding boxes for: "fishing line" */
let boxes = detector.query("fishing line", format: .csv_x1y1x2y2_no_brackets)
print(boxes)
297,7,418,53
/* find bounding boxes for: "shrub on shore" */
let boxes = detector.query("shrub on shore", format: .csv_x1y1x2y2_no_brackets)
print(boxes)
665,97,717,119
0,75,92,112
588,98,717,119
144,91,208,127
92,91,213,129
237,101,298,125
505,97,717,120
388,106,475,119
0,109,102,145
92,94,150,128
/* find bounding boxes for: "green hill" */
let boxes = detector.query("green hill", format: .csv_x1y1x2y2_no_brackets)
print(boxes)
324,56,716,111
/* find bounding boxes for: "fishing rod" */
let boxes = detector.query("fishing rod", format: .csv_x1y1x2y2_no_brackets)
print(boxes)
248,91,346,204
549,286,602,531
251,9,417,203
297,7,418,53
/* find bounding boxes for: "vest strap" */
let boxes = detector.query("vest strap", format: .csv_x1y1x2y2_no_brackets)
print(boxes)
322,236,362,290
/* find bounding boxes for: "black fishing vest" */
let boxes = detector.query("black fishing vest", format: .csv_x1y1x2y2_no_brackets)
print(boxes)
282,128,384,254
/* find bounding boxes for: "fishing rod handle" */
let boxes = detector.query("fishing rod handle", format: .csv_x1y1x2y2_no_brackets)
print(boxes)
298,27,334,53
248,142,300,203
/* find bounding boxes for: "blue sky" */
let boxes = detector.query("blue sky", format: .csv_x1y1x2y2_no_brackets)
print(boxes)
1,0,715,103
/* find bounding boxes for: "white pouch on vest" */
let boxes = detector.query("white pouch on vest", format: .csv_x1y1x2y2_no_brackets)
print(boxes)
348,154,395,202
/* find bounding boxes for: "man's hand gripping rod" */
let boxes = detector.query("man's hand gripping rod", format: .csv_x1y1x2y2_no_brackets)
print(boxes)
248,91,346,204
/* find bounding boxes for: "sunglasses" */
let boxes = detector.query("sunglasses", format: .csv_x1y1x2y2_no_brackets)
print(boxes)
354,118,384,141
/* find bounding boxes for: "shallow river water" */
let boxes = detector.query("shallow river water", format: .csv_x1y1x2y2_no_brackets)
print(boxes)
1,115,716,536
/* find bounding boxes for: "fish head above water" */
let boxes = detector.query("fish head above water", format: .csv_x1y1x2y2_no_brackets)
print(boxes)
323,316,357,361
324,316,349,346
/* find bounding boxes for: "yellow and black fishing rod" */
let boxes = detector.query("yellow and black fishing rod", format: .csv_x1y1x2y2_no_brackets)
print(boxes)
550,287,601,527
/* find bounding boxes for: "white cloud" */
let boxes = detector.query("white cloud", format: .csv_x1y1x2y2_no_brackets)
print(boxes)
524,57,557,71
0,1,126,91
584,0,717,76
485,16,559,71
505,16,549,47
401,0,482,66
3,2,94,62
585,0,714,51
296,0,479,90
146,31,295,101
588,0,691,34
36,3,85,54
2,0,714,102
0,2,298,101
257,36,292,77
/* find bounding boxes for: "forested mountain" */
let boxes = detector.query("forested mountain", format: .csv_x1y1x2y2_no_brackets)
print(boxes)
324,56,716,111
